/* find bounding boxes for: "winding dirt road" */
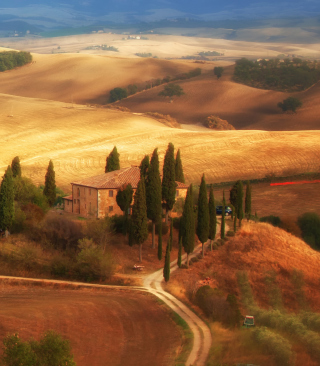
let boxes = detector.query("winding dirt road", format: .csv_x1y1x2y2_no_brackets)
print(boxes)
143,244,212,366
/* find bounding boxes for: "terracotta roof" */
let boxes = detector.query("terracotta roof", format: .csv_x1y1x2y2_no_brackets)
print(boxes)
63,195,73,200
176,181,188,189
72,166,141,189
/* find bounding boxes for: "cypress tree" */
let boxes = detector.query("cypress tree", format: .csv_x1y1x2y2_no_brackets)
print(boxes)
146,148,162,249
43,160,56,207
197,174,209,257
162,142,176,224
169,218,173,251
237,181,244,226
230,180,244,225
11,156,21,178
131,178,148,262
0,166,14,231
221,190,225,239
175,149,185,183
208,185,217,251
181,184,195,268
163,240,170,282
177,236,182,268
158,220,163,260
139,155,150,179
105,146,120,173
245,180,252,221
116,183,133,235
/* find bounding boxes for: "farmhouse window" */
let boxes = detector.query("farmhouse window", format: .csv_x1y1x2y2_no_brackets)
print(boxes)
109,190,113,197
109,206,113,212
77,188,80,197
67,201,69,206
77,199,80,204
74,199,76,204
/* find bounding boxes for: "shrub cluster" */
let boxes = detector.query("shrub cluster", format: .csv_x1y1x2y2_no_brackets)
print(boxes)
195,285,241,327
203,115,235,130
0,51,32,72
1,331,76,366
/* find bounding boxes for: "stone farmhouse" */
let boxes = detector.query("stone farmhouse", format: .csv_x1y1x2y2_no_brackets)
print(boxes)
63,166,188,218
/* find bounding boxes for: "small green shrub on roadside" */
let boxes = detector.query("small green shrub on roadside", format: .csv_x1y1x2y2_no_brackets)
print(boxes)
226,230,235,237
74,238,114,282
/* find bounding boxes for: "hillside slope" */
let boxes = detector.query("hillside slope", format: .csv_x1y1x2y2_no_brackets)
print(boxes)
0,52,195,104
1,93,320,190
119,68,320,130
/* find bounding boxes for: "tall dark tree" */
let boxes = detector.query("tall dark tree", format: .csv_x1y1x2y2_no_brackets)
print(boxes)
139,155,150,179
116,183,133,235
181,184,195,268
177,236,182,268
175,149,185,183
221,190,226,239
163,240,170,282
11,156,21,178
230,180,244,224
234,212,237,233
162,142,176,224
245,181,252,220
43,160,56,207
146,148,162,249
158,220,163,260
131,178,148,262
105,146,120,173
0,166,14,231
197,174,209,257
208,185,217,251
169,218,173,251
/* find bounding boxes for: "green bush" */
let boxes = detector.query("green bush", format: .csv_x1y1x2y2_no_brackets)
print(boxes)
297,212,320,249
252,327,293,366
278,97,302,113
1,330,76,366
50,255,72,277
74,238,114,282
260,215,282,227
109,87,128,102
226,230,235,237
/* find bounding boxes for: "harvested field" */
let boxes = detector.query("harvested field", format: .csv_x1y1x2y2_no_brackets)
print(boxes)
213,181,320,219
1,93,320,191
0,285,181,366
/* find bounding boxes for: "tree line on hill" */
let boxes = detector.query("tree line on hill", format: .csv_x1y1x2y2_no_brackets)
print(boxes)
233,57,320,92
0,51,32,72
108,67,202,102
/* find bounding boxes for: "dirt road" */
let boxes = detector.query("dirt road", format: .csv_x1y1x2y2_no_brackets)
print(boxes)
143,244,212,366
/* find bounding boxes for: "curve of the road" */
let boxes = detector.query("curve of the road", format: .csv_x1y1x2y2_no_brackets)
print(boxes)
0,241,215,366
143,243,212,366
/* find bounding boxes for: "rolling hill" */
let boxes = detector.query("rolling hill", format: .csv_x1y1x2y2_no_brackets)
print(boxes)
119,65,320,130
1,93,320,191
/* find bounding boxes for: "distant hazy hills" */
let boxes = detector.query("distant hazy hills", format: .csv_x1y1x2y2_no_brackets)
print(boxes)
0,0,320,30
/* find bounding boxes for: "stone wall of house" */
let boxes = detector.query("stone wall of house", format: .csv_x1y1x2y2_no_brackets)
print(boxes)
72,185,99,218
176,188,187,199
64,199,73,213
97,189,123,218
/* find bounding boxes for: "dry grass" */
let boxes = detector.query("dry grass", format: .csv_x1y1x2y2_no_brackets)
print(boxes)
1,93,320,191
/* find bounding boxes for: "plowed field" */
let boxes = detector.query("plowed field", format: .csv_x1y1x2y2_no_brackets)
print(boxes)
0,285,180,366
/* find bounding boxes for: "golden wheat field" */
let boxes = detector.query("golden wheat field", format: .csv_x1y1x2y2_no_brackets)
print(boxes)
1,92,320,191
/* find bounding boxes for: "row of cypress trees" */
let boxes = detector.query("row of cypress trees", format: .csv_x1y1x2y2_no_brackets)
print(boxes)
0,157,56,232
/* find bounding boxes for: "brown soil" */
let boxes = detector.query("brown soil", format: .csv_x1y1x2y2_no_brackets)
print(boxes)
0,284,181,366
